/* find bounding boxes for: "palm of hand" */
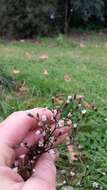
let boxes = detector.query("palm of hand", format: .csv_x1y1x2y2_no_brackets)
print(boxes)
0,108,70,190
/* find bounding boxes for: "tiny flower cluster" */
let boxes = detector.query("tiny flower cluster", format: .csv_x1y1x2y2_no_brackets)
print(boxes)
15,107,72,180
13,94,96,181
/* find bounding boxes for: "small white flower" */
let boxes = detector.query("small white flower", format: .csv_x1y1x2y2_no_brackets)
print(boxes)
68,112,72,117
104,118,107,122
50,136,55,143
41,115,47,122
33,169,36,173
81,109,87,114
93,182,99,188
35,130,41,135
20,143,25,148
37,150,41,154
76,181,81,186
66,99,70,104
78,144,82,150
78,104,82,107
42,131,46,137
63,180,66,185
58,119,64,127
38,121,43,126
70,171,75,177
67,96,72,101
102,172,106,176
86,165,89,169
67,120,72,125
38,140,44,147
73,123,77,128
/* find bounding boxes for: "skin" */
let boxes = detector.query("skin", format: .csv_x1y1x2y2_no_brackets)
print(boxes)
0,108,70,190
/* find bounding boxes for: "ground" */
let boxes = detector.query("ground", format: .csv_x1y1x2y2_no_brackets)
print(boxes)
0,33,107,189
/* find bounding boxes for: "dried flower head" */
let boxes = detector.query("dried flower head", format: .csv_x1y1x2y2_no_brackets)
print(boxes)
13,94,97,182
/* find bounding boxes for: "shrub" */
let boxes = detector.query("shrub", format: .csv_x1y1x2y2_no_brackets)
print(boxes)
0,0,106,38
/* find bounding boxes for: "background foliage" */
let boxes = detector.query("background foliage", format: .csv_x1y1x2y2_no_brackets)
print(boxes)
0,0,107,38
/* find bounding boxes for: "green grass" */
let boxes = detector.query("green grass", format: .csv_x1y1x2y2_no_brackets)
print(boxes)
0,33,107,189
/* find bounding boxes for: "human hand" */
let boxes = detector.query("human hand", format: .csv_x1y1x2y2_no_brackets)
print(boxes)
0,108,70,190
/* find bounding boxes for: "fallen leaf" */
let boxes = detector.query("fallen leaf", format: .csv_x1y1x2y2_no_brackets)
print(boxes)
18,81,28,92
84,101,97,111
104,43,107,47
13,69,20,74
80,43,86,48
20,39,25,43
52,96,63,105
43,69,48,76
76,94,84,100
64,75,71,82
39,54,48,60
19,86,29,92
5,95,13,100
84,101,93,109
25,52,32,59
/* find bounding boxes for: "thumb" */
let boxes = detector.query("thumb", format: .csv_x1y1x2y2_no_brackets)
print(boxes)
23,151,56,190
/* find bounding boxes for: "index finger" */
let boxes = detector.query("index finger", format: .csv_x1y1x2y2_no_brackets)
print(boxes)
0,108,54,147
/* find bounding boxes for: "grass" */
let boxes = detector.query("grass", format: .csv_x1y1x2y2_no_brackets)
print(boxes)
0,33,107,189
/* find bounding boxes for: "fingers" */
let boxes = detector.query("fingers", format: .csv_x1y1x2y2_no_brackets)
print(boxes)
15,126,71,157
15,130,42,157
22,152,56,190
0,108,54,147
54,134,68,146
52,126,71,147
15,126,70,159
0,166,23,182
54,126,71,137
26,108,54,125
33,152,56,182
0,111,35,147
